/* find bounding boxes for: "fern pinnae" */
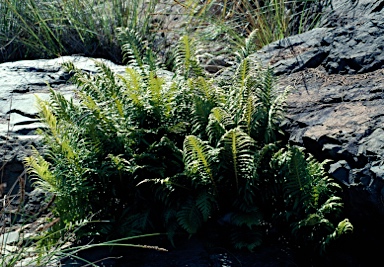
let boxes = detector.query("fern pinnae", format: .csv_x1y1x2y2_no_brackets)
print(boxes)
119,68,143,108
24,149,57,193
219,128,255,190
234,58,250,88
177,198,202,235
211,107,235,130
175,35,204,78
196,190,214,222
206,107,235,145
183,135,217,192
148,71,164,107
242,94,258,136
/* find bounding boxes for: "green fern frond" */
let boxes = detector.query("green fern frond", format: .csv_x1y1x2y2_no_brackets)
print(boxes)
230,209,262,229
46,87,80,123
283,147,311,202
241,94,258,135
188,77,221,135
196,190,215,221
264,86,290,142
119,67,144,108
236,29,259,60
148,71,164,107
36,95,58,140
117,27,160,71
219,128,255,190
183,135,217,189
206,107,235,145
230,228,263,251
210,107,235,130
190,95,213,135
318,196,344,215
177,198,202,235
175,35,204,78
321,219,353,254
234,58,250,88
193,76,218,103
24,149,57,193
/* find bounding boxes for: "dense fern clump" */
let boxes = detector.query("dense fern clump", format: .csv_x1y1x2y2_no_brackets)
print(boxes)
25,34,352,259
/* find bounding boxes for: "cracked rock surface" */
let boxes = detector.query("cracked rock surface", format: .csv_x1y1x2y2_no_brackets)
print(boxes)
249,0,384,263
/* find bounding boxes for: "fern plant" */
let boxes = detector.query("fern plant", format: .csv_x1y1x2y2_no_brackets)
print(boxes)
25,32,352,260
25,59,192,239
270,146,353,255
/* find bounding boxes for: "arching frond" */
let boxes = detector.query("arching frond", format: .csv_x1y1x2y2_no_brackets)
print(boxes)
183,135,217,190
235,29,259,60
196,190,215,222
219,128,256,190
24,149,57,193
206,107,235,145
174,35,204,78
177,198,202,235
117,27,160,71
320,219,353,254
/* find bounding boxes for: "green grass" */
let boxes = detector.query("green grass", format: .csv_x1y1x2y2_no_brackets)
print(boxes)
0,0,330,63
0,0,159,63
181,0,330,50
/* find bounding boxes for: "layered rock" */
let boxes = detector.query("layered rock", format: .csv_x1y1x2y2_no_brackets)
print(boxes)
248,0,384,262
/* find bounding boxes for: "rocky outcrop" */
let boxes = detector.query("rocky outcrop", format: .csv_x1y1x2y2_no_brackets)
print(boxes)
249,0,384,263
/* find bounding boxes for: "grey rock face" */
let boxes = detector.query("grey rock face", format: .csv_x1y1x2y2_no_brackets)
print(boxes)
252,0,384,75
252,0,384,259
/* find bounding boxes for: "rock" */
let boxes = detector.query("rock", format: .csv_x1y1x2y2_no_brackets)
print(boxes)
251,0,384,75
250,0,384,264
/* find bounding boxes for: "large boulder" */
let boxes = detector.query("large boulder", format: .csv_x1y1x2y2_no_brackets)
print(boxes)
249,0,384,263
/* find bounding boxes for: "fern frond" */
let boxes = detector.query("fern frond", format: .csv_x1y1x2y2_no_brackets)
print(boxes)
196,190,215,221
241,94,259,135
234,58,250,89
283,147,312,210
206,107,235,145
24,149,57,193
321,219,353,254
230,228,263,251
119,67,144,108
230,209,262,229
177,198,202,235
117,27,160,71
219,128,255,190
148,71,164,107
175,35,204,78
183,135,217,189
318,196,344,215
236,29,259,60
